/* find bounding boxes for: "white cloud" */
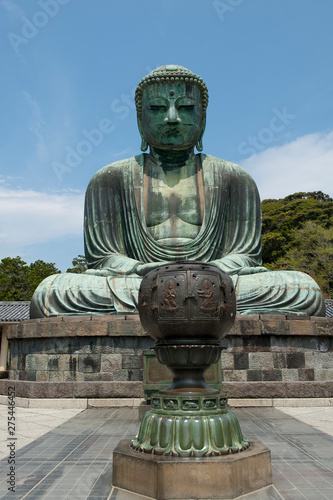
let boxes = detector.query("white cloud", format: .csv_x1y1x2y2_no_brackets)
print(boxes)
242,130,333,200
0,186,84,257
22,91,48,161
0,0,25,20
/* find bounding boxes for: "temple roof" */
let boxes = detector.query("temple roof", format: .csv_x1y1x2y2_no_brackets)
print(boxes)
325,300,333,318
0,301,30,322
0,300,332,321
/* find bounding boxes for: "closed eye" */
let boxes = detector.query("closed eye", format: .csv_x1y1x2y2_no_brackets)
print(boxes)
149,105,167,111
177,104,195,110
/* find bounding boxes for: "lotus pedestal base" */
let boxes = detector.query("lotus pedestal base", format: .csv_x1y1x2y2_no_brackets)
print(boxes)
131,392,249,456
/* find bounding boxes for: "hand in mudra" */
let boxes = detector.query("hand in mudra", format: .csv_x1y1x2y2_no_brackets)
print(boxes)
135,262,169,276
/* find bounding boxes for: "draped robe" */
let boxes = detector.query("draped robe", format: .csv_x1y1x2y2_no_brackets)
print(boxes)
30,154,325,317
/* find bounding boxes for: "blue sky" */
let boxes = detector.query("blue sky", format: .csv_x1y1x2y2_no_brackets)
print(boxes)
1,0,333,271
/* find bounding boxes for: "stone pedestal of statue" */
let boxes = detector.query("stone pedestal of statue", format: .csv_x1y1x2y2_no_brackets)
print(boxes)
3,315,332,402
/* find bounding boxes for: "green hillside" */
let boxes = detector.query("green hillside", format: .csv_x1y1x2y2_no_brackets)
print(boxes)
261,192,333,297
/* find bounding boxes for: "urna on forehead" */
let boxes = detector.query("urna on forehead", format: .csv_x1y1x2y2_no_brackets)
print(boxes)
135,64,209,114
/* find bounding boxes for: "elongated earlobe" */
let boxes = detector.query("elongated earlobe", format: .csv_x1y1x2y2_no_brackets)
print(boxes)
196,139,203,152
141,137,148,152
196,117,206,152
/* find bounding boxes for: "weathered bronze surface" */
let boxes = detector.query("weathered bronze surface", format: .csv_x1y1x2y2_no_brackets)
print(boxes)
131,261,249,456
139,261,236,343
142,349,222,402
131,392,249,456
139,261,235,391
30,65,325,318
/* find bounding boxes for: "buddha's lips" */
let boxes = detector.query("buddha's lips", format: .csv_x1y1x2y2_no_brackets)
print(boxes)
159,124,194,136
164,129,181,137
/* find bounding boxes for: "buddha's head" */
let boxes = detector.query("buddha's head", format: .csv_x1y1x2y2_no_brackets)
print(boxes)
135,65,209,152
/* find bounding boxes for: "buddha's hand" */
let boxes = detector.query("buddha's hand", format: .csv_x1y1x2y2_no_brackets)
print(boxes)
85,268,118,277
237,266,270,275
135,262,168,276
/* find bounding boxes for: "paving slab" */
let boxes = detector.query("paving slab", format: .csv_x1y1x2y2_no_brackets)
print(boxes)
277,406,333,435
0,407,83,460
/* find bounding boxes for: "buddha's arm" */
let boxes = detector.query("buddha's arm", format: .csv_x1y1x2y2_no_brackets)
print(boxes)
84,260,168,277
83,165,167,276
210,256,268,276
209,166,267,275
83,166,143,275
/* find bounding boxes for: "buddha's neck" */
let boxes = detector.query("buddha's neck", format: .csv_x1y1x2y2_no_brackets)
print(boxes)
149,146,196,169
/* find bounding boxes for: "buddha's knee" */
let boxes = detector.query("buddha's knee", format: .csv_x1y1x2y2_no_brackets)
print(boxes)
30,273,62,318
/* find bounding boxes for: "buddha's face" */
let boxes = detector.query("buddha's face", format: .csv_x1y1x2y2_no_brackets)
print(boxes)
139,82,204,150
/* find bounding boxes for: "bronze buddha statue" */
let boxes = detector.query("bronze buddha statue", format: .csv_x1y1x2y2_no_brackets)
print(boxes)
30,65,325,318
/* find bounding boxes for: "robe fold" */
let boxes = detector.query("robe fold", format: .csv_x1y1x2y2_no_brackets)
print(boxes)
30,154,325,318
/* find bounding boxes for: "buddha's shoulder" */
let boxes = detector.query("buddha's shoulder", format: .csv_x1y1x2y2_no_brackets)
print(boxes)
202,154,250,177
202,154,253,181
87,155,143,186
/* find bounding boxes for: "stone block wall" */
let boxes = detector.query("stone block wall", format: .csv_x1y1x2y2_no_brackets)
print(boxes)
4,314,333,399
219,315,333,384
8,316,153,382
221,349,333,383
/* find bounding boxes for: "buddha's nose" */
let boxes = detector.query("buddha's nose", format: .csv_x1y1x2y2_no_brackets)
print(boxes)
164,104,181,123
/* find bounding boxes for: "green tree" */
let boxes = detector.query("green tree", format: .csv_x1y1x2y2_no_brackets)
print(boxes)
262,191,333,264
29,260,61,294
0,256,60,301
66,254,87,273
284,191,333,202
0,257,30,301
271,222,333,298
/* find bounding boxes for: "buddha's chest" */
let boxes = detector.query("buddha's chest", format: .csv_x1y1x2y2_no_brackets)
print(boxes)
145,175,203,227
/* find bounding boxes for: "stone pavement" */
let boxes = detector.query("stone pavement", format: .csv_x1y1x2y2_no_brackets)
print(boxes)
0,405,332,499
275,406,333,437
0,407,84,461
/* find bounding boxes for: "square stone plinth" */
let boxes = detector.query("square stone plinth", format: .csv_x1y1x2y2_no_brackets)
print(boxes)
112,438,272,499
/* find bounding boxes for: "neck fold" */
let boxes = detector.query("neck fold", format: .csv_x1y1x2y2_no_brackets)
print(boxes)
149,147,196,168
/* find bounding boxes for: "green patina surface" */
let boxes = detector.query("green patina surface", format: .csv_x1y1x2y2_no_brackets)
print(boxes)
142,350,222,399
131,392,249,457
30,65,325,318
